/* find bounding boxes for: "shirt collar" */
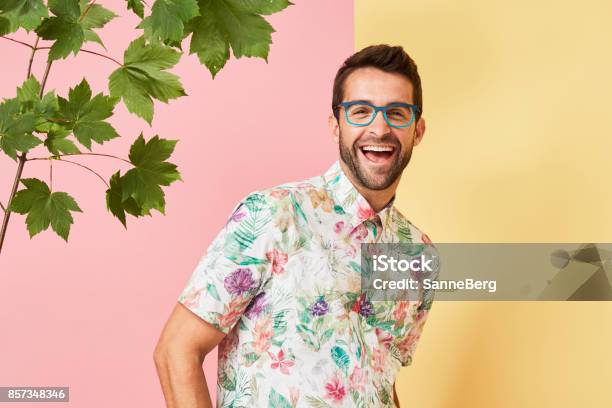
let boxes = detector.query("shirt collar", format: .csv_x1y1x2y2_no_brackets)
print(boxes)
322,161,395,231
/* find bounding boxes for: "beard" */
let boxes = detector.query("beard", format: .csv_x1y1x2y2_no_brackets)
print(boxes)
338,129,412,191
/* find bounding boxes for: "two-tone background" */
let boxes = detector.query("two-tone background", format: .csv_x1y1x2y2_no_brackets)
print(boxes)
1,0,611,406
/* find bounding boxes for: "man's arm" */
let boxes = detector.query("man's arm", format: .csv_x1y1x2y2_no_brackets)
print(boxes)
393,382,400,407
154,302,226,408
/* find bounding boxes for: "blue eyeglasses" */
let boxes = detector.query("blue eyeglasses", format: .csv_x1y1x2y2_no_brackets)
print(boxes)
337,101,419,129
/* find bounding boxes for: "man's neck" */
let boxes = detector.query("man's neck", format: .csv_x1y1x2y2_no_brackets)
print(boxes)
339,161,400,213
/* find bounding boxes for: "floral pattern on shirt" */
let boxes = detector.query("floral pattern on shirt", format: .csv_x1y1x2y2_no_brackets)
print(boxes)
179,161,436,408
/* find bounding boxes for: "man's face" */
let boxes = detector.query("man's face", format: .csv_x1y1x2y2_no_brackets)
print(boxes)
330,67,425,191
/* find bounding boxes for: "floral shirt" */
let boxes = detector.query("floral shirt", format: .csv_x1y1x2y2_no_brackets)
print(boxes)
179,161,435,408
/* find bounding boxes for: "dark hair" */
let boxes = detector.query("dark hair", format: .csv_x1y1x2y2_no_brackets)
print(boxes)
332,44,423,123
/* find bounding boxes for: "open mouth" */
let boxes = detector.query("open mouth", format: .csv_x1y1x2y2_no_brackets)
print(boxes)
359,144,396,164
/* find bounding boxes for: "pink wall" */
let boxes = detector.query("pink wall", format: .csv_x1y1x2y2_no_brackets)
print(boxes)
0,1,354,406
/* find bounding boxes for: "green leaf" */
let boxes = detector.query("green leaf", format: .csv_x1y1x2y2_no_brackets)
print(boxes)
16,76,41,102
122,134,181,209
333,204,345,214
219,370,236,391
15,76,59,133
320,328,334,344
330,346,350,375
226,195,272,252
79,0,115,29
206,282,221,301
304,396,334,408
0,0,28,13
0,0,48,33
43,125,80,154
150,0,198,42
35,0,82,60
0,98,42,161
105,134,181,225
109,37,185,124
126,0,144,18
268,388,292,408
79,0,116,48
35,0,114,60
187,8,228,77
226,253,269,266
56,78,119,150
137,15,185,49
8,178,82,241
225,0,292,15
187,0,291,78
105,171,127,227
243,351,260,365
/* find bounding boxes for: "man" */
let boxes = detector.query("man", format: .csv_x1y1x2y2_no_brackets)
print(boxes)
154,44,434,408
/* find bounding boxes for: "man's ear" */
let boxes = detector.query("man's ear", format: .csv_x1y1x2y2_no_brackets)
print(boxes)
413,117,426,146
328,114,340,144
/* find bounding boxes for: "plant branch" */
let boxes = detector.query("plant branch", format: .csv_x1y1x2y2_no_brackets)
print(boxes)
39,61,52,97
49,158,53,191
0,153,27,255
78,49,123,66
0,202,5,213
26,37,40,79
52,158,109,188
0,56,54,256
35,46,122,67
1,36,34,49
27,152,132,165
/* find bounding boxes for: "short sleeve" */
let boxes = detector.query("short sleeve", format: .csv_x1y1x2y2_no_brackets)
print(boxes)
178,193,276,335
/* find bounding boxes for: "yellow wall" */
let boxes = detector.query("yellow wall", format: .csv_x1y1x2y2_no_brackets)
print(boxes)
355,0,612,406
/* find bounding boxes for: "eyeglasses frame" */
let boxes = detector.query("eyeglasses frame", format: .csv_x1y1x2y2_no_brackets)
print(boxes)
337,101,420,129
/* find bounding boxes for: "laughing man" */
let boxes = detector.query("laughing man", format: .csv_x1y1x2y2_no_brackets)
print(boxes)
155,44,434,408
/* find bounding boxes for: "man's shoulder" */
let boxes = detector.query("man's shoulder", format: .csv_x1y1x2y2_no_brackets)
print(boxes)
242,171,325,205
389,206,433,244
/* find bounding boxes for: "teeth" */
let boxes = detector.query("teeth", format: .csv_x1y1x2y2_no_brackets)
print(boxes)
361,145,394,152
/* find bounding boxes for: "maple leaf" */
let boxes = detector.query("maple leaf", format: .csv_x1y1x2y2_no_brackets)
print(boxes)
35,0,115,60
126,0,144,18
56,78,119,150
108,37,185,124
0,98,41,161
8,177,82,241
106,134,181,226
187,0,292,77
150,0,198,42
0,0,48,34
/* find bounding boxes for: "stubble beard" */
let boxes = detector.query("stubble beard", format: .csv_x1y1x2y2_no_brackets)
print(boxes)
338,129,413,191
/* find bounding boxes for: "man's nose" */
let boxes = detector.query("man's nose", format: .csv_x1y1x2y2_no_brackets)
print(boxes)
368,110,391,135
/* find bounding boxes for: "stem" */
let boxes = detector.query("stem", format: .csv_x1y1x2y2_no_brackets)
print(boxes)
49,158,53,191
1,36,34,49
26,37,40,79
35,46,122,67
0,202,5,212
0,154,27,256
51,158,109,188
78,49,122,67
0,57,54,256
39,61,52,98
28,152,132,165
